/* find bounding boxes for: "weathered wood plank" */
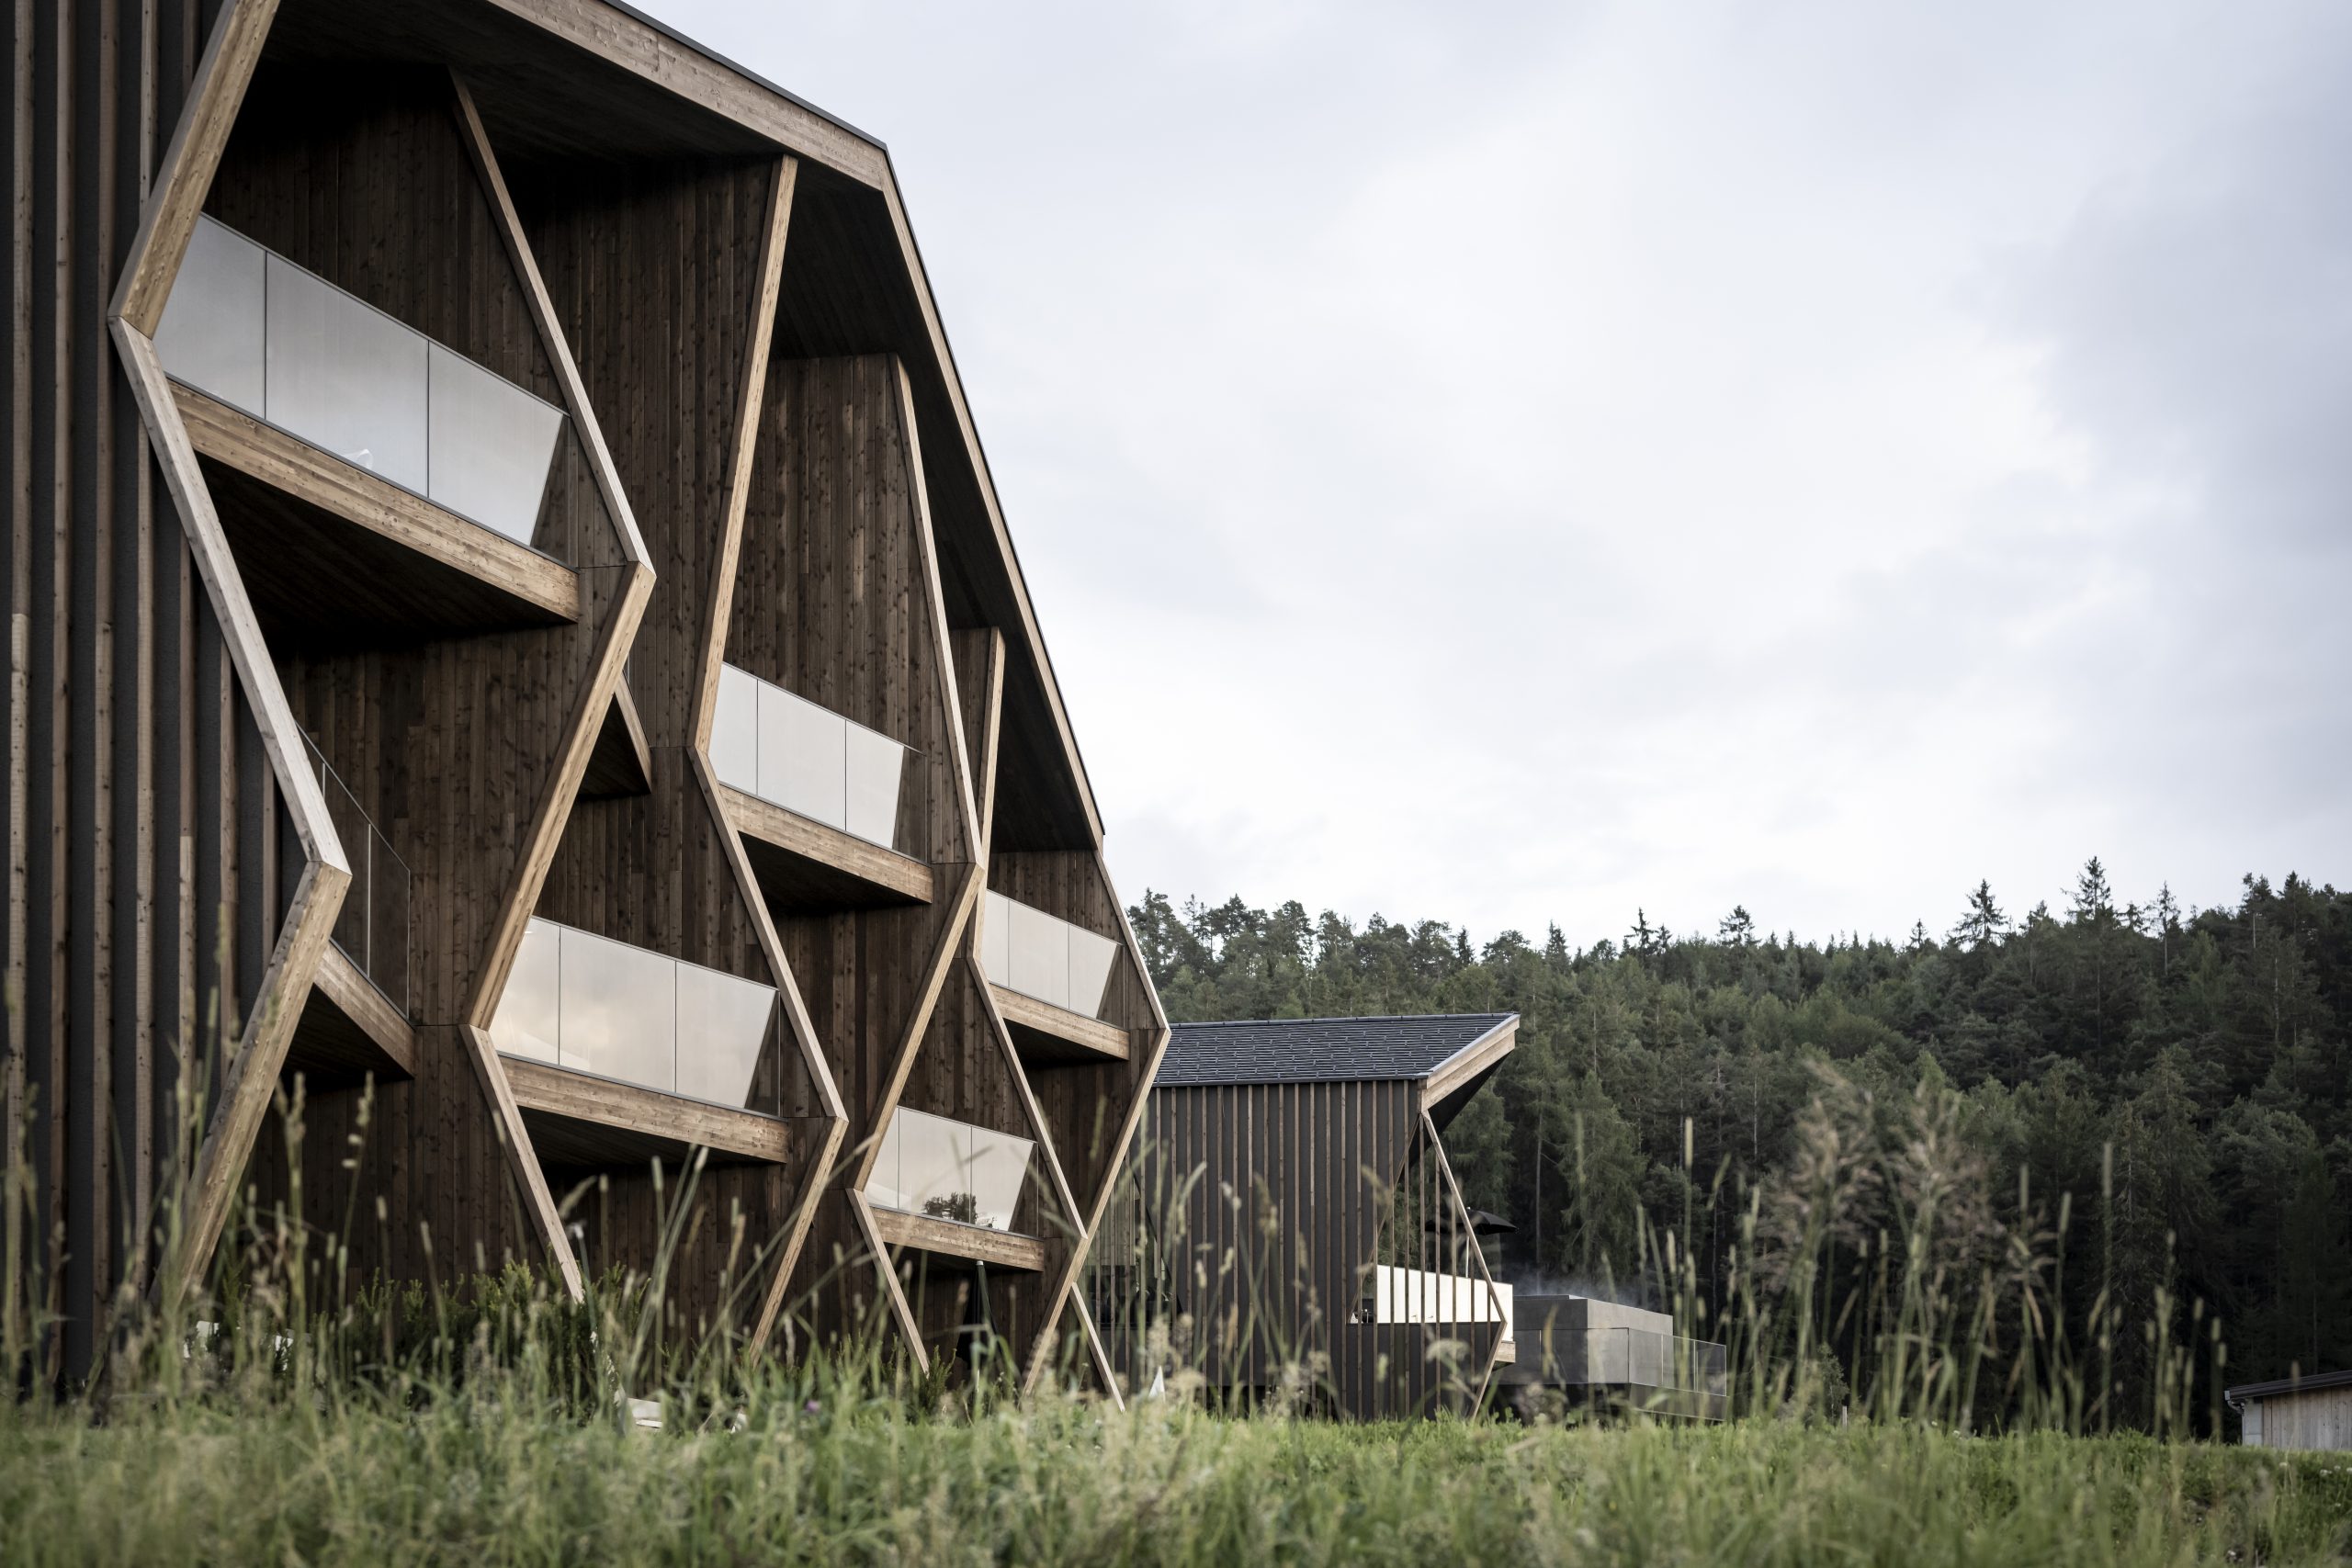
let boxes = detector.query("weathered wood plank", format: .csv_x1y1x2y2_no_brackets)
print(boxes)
502,1055,794,1165
173,384,582,623
868,1202,1046,1273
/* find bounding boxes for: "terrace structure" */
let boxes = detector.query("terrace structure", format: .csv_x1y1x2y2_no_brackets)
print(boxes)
5,0,1168,1388
1095,1014,1519,1419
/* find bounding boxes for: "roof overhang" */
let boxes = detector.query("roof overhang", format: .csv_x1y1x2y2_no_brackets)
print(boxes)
1419,1015,1519,1118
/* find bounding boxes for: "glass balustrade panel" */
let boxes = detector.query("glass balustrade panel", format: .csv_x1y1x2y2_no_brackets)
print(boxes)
710,664,760,795
673,960,775,1110
769,684,846,829
842,724,905,846
980,892,1012,985
1006,899,1069,1010
425,344,564,546
154,218,265,413
866,1111,910,1213
265,255,430,491
489,919,561,1064
892,1109,978,1225
555,924,677,1093
966,1125,1035,1232
1066,925,1119,1018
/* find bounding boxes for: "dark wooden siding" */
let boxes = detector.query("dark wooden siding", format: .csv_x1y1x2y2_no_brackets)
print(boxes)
1103,1079,1501,1420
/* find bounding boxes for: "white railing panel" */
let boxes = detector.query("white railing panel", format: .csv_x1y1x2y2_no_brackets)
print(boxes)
711,663,760,794
264,254,430,491
425,343,563,546
491,918,562,1065
559,925,678,1093
978,890,1121,1021
1008,897,1069,1010
843,723,905,846
1067,924,1120,1018
981,891,1012,983
673,961,775,1108
488,918,779,1111
155,219,265,413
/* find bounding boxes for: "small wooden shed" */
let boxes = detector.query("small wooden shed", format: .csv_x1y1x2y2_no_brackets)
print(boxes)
1091,1013,1519,1418
2227,1370,2352,1451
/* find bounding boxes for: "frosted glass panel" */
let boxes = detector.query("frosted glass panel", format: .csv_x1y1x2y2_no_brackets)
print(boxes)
1008,899,1069,1010
1067,926,1120,1018
978,891,1120,1021
775,686,847,829
866,1113,909,1213
674,961,774,1107
711,664,760,793
981,892,1012,984
560,926,676,1092
265,255,428,491
967,1124,1033,1232
714,661,912,851
489,919,561,1064
843,724,905,846
894,1109,973,1224
867,1107,1035,1233
426,343,563,545
154,219,265,413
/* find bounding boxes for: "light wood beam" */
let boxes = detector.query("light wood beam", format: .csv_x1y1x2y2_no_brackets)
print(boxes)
114,322,354,1314
111,0,281,333
502,1057,796,1165
723,785,934,906
990,985,1131,1064
311,942,417,1078
174,385,582,623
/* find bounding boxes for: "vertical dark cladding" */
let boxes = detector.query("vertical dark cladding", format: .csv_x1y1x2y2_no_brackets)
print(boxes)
6,0,270,1381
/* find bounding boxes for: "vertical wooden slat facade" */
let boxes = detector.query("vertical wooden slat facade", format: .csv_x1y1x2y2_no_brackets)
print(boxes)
1100,1020,1515,1421
5,0,1166,1386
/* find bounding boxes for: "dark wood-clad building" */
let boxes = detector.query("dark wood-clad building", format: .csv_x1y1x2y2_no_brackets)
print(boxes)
5,0,1168,1389
1096,1013,1518,1419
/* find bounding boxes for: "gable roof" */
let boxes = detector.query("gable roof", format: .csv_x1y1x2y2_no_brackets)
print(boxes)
1158,1014,1517,1088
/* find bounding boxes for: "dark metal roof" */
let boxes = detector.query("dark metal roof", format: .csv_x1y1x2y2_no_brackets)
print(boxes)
1157,1014,1516,1088
2225,1368,2352,1404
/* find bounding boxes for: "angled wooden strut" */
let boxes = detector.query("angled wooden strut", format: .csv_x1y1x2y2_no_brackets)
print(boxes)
444,72,659,1300
1021,852,1172,1402
1419,1105,1510,1411
104,0,357,1316
646,155,861,1354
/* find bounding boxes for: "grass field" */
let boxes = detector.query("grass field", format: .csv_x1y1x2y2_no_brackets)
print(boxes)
4,1378,2349,1566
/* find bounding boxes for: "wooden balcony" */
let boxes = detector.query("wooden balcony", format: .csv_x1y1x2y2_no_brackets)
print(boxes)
991,984,1131,1066
175,383,581,649
722,784,933,910
286,943,417,1088
868,1204,1046,1272
503,1057,795,1171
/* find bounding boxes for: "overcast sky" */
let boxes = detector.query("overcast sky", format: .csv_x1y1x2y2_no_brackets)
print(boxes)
653,0,2350,947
